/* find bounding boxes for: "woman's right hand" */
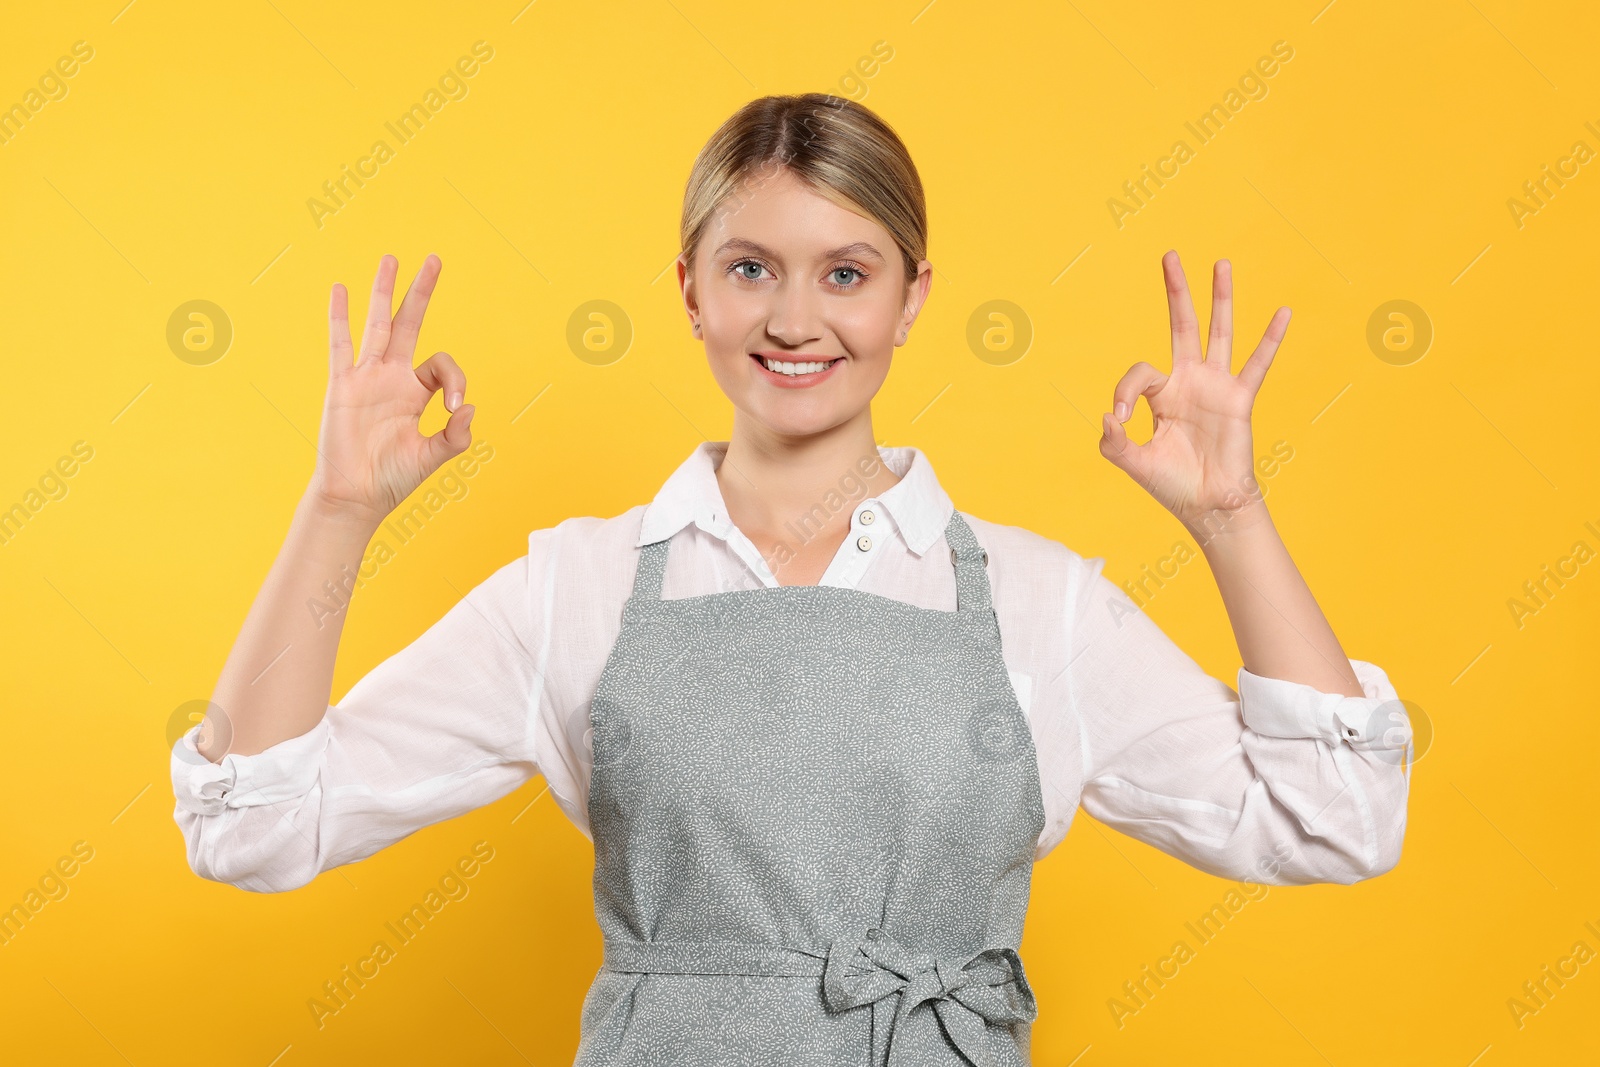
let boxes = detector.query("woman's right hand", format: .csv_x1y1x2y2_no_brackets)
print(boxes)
307,254,475,529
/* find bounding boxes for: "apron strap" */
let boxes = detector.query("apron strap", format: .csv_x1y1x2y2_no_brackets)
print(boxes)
631,535,673,600
601,932,1038,1065
631,512,994,610
943,511,993,614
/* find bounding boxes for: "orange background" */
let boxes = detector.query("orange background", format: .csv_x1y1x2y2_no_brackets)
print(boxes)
1,1,1596,1063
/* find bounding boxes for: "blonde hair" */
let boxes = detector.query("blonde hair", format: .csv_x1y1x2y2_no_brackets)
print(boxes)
679,93,927,288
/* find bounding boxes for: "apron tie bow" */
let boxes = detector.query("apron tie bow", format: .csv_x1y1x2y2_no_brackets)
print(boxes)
823,926,1037,1067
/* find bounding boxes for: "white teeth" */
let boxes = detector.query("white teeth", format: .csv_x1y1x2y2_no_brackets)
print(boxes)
762,358,837,376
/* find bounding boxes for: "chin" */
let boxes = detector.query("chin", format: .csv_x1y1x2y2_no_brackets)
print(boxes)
744,400,851,440
748,409,844,441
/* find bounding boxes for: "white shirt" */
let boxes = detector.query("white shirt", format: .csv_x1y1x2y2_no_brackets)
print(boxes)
171,442,1413,894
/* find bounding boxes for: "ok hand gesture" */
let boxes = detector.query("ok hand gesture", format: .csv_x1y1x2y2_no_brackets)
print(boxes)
1098,251,1288,533
308,254,475,528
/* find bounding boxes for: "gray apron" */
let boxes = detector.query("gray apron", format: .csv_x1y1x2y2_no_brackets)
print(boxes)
574,510,1047,1066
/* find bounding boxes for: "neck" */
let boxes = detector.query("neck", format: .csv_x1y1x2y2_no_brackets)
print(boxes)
715,408,902,574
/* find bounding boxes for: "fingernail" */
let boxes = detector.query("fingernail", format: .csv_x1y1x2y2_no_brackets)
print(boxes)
448,391,462,411
1114,401,1128,421
1102,413,1113,435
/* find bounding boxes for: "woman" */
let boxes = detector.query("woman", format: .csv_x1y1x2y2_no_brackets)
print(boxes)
172,94,1413,1064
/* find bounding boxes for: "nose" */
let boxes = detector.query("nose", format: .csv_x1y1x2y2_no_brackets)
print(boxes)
764,278,824,347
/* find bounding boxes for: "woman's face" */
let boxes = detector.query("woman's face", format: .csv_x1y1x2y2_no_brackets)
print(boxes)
679,165,933,440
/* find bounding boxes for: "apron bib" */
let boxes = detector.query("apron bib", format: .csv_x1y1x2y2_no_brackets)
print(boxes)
575,510,1047,1066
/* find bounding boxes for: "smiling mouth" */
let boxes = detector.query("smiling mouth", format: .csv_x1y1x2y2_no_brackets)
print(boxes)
749,353,844,377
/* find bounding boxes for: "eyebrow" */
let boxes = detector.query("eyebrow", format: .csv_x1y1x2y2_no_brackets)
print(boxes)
711,237,886,264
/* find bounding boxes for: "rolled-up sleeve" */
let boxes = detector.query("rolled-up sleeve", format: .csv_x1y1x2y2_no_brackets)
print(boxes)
1070,555,1413,886
170,552,540,893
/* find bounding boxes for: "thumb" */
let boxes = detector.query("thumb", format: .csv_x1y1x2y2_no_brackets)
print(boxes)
1097,411,1145,481
423,402,474,471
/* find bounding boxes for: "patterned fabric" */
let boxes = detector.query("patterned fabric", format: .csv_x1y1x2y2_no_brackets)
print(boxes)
575,510,1046,1066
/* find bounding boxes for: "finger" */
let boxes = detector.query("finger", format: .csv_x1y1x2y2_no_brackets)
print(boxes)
423,402,474,470
1207,259,1233,371
1237,307,1291,396
329,283,354,375
358,254,399,363
1099,410,1151,487
1110,360,1169,423
387,254,442,365
1163,250,1202,367
415,351,467,413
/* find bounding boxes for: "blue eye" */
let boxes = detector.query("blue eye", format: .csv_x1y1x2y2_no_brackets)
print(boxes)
827,262,870,289
725,258,869,289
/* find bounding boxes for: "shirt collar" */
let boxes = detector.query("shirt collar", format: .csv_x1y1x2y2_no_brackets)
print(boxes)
635,441,953,556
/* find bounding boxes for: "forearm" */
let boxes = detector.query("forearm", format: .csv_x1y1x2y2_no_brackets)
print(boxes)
199,492,378,762
1184,502,1364,697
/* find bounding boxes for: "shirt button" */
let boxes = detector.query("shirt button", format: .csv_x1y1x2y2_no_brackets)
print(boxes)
856,535,872,552
859,509,876,525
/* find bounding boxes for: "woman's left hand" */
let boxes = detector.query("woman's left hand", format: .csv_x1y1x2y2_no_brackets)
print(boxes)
1099,251,1288,535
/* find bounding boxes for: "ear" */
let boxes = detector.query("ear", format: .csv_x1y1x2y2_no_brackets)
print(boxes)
677,254,701,335
898,258,934,345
